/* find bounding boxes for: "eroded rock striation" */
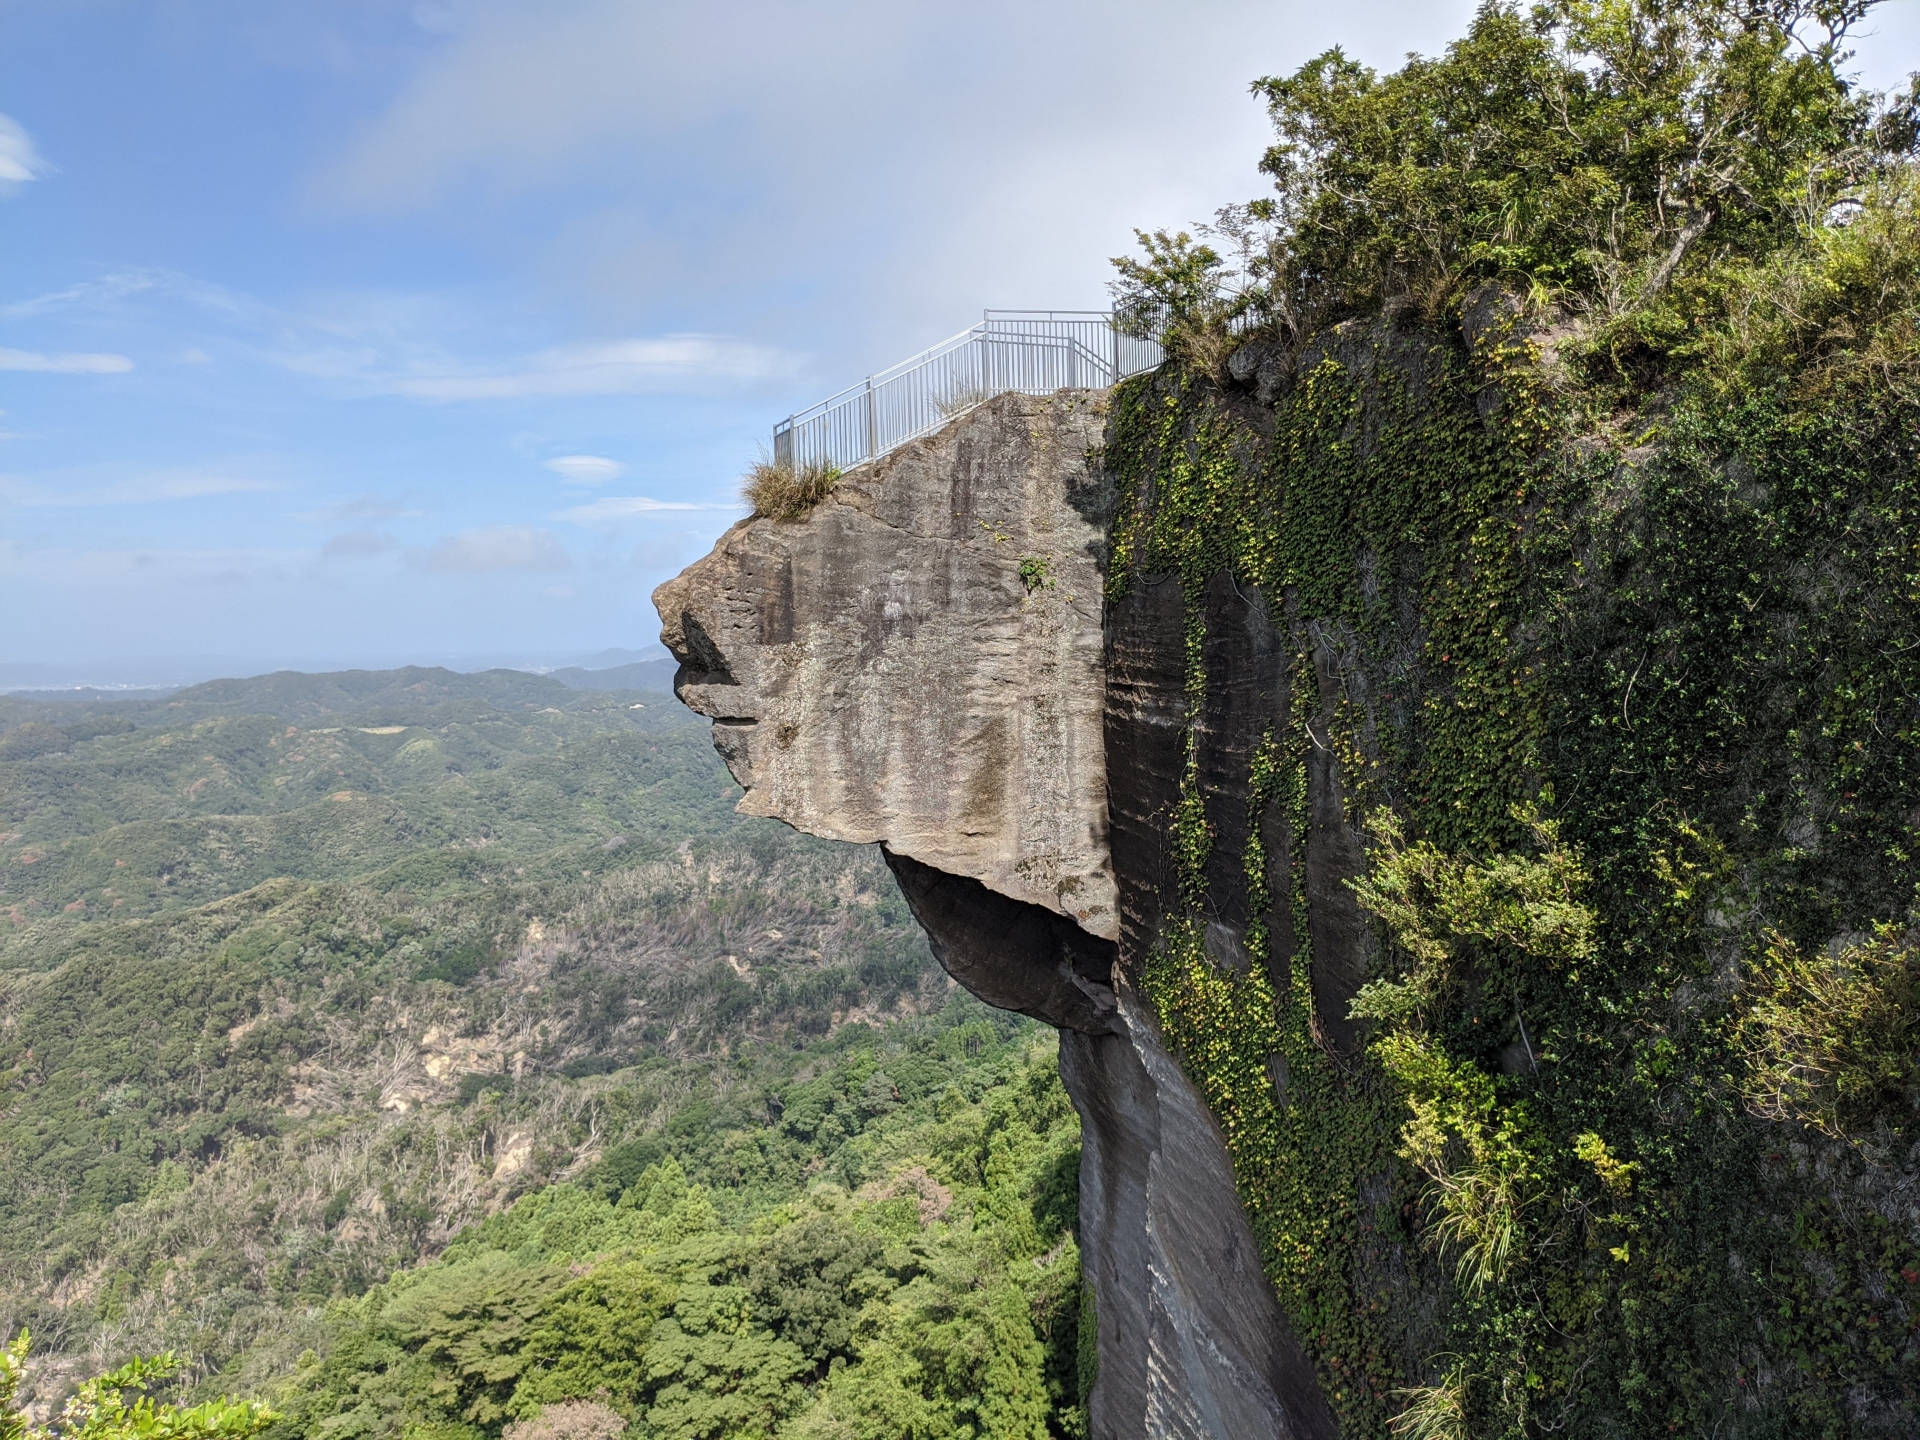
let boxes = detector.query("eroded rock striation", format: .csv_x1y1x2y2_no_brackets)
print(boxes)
655,389,1337,1440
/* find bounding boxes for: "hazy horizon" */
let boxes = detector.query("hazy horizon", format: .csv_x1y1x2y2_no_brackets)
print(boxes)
0,643,677,694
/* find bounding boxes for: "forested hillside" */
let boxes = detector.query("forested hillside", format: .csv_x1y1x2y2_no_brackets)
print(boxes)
0,671,1089,1439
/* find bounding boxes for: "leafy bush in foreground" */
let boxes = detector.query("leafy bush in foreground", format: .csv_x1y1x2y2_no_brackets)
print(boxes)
1,1334,272,1440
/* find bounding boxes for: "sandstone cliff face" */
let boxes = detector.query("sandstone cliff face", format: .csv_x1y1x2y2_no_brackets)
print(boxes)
654,390,1337,1440
654,390,1117,941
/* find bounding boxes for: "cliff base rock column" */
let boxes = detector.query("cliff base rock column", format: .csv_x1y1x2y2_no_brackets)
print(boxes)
1065,995,1338,1440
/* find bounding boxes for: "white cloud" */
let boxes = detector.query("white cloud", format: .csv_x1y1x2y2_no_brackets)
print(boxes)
307,0,1484,358
394,335,795,399
416,525,570,572
552,494,738,522
544,454,624,485
0,113,52,197
0,347,133,374
0,265,799,407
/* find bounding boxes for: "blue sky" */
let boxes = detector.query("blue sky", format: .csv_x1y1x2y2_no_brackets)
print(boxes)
6,1,1920,681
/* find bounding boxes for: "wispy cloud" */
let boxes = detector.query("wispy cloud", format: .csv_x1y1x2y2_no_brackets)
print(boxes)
321,529,396,557
543,454,623,485
394,336,794,399
294,494,424,523
1,541,307,583
3,266,799,402
0,347,133,374
0,464,280,507
0,114,53,198
0,268,225,321
552,494,739,523
415,525,570,572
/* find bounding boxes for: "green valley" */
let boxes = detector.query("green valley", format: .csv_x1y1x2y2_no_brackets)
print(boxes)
0,669,1088,1440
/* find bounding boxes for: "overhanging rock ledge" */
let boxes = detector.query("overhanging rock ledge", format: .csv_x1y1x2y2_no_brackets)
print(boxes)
654,388,1337,1440
655,391,1118,940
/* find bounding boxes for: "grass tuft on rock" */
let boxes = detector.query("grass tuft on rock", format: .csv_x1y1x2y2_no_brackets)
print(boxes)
744,458,842,520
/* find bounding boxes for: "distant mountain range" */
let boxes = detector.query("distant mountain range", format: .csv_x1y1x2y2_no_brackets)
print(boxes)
1,648,678,699
546,658,680,691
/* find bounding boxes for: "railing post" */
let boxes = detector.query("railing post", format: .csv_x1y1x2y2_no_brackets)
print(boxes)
865,376,876,462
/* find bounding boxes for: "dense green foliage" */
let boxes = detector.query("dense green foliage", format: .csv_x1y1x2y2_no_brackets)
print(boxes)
259,1019,1086,1440
1115,0,1916,382
1106,2,1920,1435
1254,0,1888,321
0,670,1090,1437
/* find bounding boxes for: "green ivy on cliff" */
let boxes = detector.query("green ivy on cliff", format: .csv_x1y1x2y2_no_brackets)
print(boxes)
1101,3,1920,1433
1105,319,1555,1433
1108,289,1920,1439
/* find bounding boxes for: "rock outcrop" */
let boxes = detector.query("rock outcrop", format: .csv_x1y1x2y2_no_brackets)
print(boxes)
655,390,1337,1440
654,390,1117,941
1062,1002,1337,1440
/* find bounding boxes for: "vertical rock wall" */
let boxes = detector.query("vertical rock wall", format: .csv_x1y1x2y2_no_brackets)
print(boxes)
654,390,1336,1440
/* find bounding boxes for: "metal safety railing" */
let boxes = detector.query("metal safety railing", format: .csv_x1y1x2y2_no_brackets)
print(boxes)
773,310,1163,473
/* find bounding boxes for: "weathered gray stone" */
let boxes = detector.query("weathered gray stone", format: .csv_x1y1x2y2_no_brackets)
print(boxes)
653,390,1118,939
653,387,1339,1440
1226,336,1295,405
1064,993,1339,1440
882,848,1120,1036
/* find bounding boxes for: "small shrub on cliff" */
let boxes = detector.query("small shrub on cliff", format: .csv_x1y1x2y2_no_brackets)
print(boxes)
1017,555,1055,593
935,384,998,418
743,459,841,521
1110,227,1251,376
1737,924,1920,1142
1700,164,1920,402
